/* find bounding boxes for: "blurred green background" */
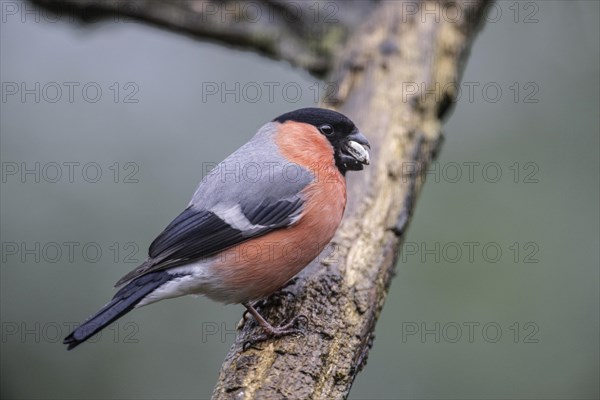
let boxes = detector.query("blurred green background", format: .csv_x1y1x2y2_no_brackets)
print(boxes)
1,1,598,399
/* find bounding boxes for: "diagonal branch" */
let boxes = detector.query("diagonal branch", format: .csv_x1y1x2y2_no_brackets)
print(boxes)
213,1,491,398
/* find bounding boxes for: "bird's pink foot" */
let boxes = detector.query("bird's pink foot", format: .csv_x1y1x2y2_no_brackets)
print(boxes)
242,303,308,350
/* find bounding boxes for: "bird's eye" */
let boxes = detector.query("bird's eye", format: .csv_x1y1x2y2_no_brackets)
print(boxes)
319,124,334,136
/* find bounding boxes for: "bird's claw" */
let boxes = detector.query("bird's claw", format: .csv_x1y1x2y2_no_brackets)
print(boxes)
242,314,308,351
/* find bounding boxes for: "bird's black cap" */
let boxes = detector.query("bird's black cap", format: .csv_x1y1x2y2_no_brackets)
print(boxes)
273,107,358,136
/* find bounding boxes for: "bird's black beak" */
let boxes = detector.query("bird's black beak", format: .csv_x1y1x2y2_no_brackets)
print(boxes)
340,131,370,171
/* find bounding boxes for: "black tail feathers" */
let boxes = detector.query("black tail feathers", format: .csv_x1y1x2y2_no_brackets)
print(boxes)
63,271,172,350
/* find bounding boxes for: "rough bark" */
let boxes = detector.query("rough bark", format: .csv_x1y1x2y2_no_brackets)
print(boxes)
30,0,491,398
213,2,490,398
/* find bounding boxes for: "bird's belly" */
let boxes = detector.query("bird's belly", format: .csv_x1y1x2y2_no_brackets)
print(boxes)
210,186,346,303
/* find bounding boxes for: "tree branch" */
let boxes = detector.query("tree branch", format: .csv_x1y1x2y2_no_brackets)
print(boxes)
213,1,491,398
30,0,379,77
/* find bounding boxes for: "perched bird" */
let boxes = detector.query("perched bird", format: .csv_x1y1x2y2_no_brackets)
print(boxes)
64,107,370,350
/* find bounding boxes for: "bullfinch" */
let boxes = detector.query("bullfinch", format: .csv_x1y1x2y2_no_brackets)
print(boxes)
63,107,370,350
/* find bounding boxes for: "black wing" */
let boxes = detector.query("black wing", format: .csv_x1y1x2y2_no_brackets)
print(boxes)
115,197,303,286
